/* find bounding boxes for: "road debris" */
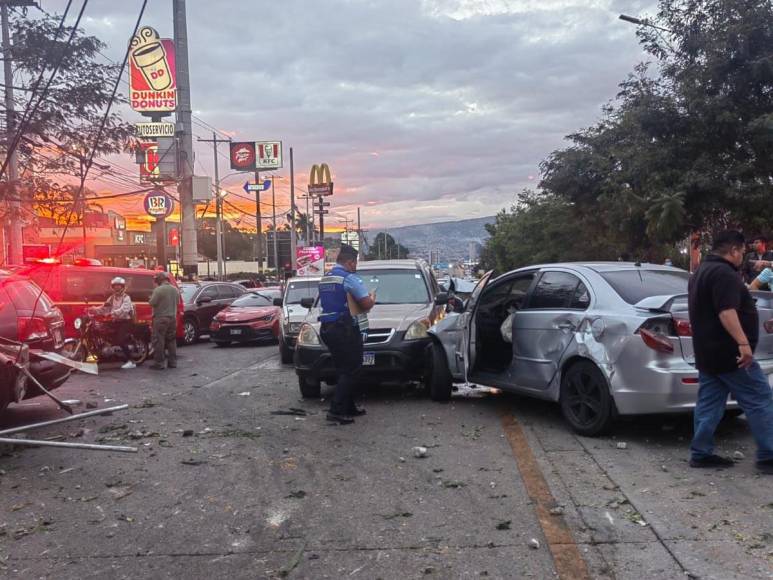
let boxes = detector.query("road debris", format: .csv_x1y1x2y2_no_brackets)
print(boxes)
529,538,540,549
412,446,428,458
733,451,745,460
549,506,565,516
496,520,511,530
616,442,628,450
270,408,308,416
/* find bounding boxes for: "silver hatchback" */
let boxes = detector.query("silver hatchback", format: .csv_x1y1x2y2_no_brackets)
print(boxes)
426,262,773,435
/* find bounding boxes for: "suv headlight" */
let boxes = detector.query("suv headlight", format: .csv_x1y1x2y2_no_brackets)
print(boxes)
405,318,430,340
297,323,321,346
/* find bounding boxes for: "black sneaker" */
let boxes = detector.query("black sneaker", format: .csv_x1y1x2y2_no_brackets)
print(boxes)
756,459,773,474
689,455,735,468
326,412,355,425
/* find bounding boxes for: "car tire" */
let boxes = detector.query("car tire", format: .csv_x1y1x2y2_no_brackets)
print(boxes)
298,375,321,399
427,341,453,402
182,317,198,346
560,360,615,436
279,339,294,364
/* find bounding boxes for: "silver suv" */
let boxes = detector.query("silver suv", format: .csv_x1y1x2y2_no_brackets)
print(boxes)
293,259,448,398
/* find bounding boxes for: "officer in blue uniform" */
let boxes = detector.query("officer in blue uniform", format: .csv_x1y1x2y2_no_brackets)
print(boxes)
318,244,375,424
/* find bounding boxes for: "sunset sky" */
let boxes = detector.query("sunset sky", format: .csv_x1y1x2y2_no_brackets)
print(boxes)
43,0,654,233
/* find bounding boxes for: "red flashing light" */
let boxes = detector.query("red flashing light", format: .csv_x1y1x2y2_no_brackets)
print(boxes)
73,258,103,266
36,258,60,265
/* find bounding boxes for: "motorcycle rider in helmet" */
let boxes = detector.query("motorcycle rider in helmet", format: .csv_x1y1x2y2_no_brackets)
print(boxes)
91,277,136,369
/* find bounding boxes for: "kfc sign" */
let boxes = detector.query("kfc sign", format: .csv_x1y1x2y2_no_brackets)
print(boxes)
129,27,177,113
229,142,256,171
139,142,159,182
256,141,283,170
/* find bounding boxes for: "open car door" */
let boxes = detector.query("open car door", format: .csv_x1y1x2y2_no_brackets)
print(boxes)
460,270,494,381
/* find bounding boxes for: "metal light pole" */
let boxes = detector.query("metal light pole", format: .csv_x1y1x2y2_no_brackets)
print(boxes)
2,2,22,265
271,177,278,275
254,169,262,273
289,147,296,274
173,0,198,278
212,133,223,279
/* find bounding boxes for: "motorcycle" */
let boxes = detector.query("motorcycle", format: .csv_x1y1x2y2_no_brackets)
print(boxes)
66,312,152,365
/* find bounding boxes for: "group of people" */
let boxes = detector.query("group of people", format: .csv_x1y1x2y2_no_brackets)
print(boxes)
93,271,180,370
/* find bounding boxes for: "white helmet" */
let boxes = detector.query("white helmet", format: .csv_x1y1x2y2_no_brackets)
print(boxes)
111,277,126,287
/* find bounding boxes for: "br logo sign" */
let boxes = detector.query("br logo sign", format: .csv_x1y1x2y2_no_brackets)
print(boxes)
143,191,175,219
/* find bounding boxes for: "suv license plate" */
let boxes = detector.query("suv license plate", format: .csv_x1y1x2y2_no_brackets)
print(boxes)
230,329,242,335
363,352,375,366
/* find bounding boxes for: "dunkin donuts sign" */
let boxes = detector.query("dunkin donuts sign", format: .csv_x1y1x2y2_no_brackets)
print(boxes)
129,27,177,113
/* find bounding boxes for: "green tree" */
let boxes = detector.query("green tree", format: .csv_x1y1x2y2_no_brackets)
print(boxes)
365,232,410,261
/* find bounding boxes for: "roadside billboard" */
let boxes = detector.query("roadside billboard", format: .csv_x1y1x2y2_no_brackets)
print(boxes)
256,141,282,171
230,142,256,171
129,27,177,113
296,246,325,277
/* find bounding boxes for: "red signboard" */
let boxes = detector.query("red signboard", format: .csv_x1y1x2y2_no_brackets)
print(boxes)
168,228,180,247
129,27,177,113
230,142,256,171
139,142,159,182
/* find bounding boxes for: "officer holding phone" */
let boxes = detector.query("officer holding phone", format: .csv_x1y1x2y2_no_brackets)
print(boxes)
318,244,376,424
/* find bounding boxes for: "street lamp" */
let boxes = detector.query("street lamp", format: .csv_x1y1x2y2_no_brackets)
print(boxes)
618,14,673,33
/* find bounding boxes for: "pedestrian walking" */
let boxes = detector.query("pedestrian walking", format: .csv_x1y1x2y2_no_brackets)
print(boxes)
148,271,179,370
688,230,773,474
318,244,375,424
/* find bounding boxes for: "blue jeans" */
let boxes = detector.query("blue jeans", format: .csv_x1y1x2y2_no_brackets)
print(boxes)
691,362,773,462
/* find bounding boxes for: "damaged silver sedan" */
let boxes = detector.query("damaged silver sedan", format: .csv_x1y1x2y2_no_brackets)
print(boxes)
426,263,773,435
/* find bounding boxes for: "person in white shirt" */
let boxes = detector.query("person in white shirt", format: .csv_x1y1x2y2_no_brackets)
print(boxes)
93,277,136,369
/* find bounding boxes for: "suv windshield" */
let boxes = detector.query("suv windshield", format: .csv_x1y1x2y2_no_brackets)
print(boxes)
285,280,319,304
599,269,690,305
359,269,430,304
231,293,272,307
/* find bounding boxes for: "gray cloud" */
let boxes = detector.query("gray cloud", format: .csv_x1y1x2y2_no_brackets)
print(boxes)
57,0,655,227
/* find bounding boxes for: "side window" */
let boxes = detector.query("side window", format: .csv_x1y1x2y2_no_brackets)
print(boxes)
219,285,239,299
62,272,113,302
570,282,591,310
200,286,219,300
508,274,535,310
527,271,582,310
125,274,155,302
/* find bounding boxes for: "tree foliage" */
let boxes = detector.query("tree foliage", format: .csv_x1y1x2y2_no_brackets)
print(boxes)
484,0,773,272
365,232,411,260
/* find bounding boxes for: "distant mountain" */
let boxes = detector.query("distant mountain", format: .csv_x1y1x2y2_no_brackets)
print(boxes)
368,216,494,263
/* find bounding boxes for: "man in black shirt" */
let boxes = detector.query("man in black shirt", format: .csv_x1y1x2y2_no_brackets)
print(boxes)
688,231,773,473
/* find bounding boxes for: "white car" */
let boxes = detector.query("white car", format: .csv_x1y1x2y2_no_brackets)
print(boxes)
276,277,320,363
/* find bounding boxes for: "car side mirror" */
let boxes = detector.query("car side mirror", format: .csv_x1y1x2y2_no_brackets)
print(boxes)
197,296,213,305
434,292,449,306
300,297,315,309
273,298,283,307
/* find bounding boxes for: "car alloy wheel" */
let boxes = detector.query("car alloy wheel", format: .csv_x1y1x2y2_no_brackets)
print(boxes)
560,361,614,436
183,319,198,345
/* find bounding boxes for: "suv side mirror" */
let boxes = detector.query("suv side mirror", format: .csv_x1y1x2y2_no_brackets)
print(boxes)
197,296,213,305
434,292,449,306
300,297,315,309
273,297,283,307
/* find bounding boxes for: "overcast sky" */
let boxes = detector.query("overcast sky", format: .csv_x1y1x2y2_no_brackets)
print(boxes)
42,0,655,231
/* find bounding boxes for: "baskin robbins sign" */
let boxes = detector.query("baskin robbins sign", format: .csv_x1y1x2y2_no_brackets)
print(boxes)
129,27,177,113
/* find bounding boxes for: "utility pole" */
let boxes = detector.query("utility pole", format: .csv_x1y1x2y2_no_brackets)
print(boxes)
2,1,22,265
254,169,262,274
289,147,296,275
271,177,278,276
173,0,198,279
197,133,230,279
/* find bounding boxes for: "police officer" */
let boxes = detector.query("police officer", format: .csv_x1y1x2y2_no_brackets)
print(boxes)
319,244,375,424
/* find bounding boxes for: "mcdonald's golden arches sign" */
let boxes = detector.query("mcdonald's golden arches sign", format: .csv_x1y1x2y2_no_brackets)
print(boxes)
308,163,333,196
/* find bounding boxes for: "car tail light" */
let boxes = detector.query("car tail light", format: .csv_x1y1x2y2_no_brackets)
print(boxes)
674,319,692,336
210,321,221,331
639,328,674,353
681,377,699,384
18,316,50,342
764,319,773,334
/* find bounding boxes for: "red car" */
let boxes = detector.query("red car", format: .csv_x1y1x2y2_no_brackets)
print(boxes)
209,291,280,346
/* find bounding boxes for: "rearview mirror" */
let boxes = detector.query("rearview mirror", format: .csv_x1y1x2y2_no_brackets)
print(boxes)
300,297,315,309
434,292,449,306
197,296,213,305
273,297,283,307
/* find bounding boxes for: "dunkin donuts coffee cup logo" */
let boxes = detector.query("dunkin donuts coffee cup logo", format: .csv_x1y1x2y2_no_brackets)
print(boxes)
129,27,177,113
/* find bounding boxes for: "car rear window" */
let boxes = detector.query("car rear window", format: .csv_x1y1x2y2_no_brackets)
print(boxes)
124,274,156,302
62,271,115,302
4,280,54,313
599,270,689,305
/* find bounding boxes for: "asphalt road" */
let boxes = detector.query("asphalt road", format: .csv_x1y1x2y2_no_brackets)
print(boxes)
1,342,771,579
